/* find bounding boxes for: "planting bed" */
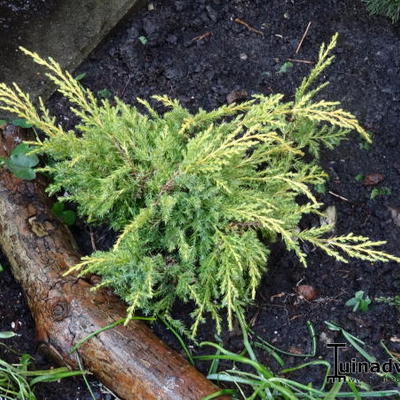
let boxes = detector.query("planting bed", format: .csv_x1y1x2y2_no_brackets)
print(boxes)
2,0,400,398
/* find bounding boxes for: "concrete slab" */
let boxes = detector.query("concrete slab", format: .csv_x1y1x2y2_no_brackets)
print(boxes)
0,0,144,119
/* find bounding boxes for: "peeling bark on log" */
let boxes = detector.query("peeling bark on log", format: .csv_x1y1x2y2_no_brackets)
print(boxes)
0,126,229,400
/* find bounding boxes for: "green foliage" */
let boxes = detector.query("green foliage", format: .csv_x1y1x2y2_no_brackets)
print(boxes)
97,88,112,99
376,295,400,306
0,353,84,400
0,333,82,400
359,141,371,151
197,317,400,399
277,61,293,74
75,72,87,81
326,321,400,385
355,173,364,182
345,290,371,312
1,34,399,336
0,332,84,400
314,183,326,194
12,118,33,128
138,35,148,45
370,186,392,199
0,143,39,180
0,331,16,339
363,0,400,22
51,201,77,226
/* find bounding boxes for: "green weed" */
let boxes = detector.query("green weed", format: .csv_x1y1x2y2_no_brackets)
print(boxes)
345,290,371,312
0,143,39,180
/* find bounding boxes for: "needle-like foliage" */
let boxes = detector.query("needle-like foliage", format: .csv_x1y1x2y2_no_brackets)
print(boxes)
0,34,399,336
363,0,400,22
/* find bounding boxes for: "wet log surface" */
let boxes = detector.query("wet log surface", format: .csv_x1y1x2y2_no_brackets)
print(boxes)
0,125,228,400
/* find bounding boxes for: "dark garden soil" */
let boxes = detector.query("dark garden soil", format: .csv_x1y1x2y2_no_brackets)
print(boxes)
2,0,400,398
0,0,58,26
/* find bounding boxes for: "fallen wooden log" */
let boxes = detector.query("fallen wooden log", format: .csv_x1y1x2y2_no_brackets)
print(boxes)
0,125,228,400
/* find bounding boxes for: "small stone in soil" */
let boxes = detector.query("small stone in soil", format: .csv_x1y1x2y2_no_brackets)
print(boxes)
288,346,302,354
226,89,248,104
362,173,384,186
320,205,336,230
319,332,332,345
296,285,317,301
388,206,400,227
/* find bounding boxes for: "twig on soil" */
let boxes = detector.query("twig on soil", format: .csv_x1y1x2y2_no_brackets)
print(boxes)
287,58,314,64
270,292,286,302
337,269,351,279
249,310,260,327
120,75,132,99
295,21,312,54
89,227,97,251
328,190,350,202
192,32,213,41
234,18,264,36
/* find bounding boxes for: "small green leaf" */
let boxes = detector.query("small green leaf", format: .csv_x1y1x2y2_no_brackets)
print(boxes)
359,141,371,151
345,298,357,307
75,72,87,81
370,186,392,199
51,201,64,215
0,331,16,339
10,149,39,168
345,290,371,312
278,61,293,74
139,35,148,45
11,143,31,157
325,321,341,331
97,89,112,99
359,298,371,312
5,143,39,180
12,118,33,128
52,202,76,225
0,119,7,127
61,210,77,226
314,183,326,194
355,173,363,182
6,163,36,180
370,188,379,199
